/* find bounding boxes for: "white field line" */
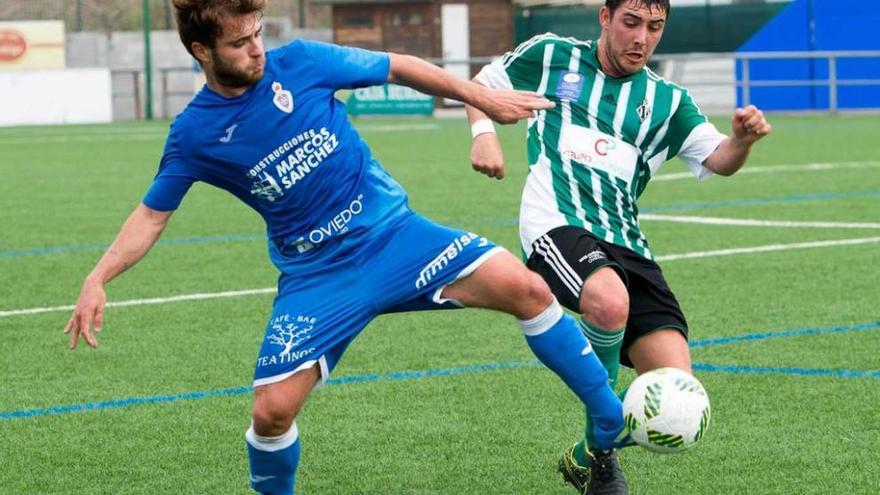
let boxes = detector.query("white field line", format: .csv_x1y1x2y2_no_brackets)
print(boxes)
0,126,167,137
642,214,880,229
656,236,880,262
355,123,441,132
0,288,276,318
0,123,441,146
0,134,165,145
3,236,880,319
651,160,880,182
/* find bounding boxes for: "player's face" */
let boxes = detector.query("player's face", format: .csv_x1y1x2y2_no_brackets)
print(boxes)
209,13,265,89
599,1,667,77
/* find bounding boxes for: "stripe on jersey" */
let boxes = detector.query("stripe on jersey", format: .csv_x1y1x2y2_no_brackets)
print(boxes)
559,47,588,229
644,89,682,162
612,82,632,140
634,78,657,150
534,43,554,169
587,71,604,131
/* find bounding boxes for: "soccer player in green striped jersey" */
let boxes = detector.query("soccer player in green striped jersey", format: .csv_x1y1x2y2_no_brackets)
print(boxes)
467,1,771,494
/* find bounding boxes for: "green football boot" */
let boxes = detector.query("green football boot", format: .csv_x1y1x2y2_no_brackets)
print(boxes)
558,444,628,495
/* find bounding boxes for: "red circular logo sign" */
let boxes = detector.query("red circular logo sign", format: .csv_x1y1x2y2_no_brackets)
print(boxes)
0,30,27,62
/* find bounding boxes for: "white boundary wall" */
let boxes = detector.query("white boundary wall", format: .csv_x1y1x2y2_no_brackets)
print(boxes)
0,68,112,126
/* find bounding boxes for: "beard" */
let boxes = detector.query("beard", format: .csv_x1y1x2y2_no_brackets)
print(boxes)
210,52,264,89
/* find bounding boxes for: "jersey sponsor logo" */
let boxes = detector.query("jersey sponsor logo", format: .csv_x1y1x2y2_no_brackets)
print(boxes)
594,138,616,157
250,172,284,202
555,71,584,101
246,128,340,201
295,195,365,249
560,124,639,182
272,81,294,113
601,93,616,105
220,124,238,143
415,233,488,289
257,314,317,368
637,98,652,122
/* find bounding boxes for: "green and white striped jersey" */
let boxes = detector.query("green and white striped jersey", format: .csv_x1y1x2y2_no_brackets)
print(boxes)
476,33,725,260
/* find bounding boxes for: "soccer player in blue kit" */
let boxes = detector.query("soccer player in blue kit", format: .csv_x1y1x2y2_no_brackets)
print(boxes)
63,1,628,493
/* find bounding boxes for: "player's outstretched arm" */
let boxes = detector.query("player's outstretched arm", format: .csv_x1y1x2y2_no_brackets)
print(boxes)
386,53,554,124
64,203,172,349
465,93,507,180
703,105,772,176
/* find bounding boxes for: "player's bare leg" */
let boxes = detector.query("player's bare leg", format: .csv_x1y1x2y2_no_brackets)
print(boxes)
627,329,692,375
247,364,321,495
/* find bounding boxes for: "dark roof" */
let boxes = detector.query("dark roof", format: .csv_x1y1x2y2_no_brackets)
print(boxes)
313,0,514,4
311,0,422,5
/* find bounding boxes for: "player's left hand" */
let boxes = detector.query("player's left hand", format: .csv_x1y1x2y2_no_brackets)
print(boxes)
475,89,555,125
731,105,772,145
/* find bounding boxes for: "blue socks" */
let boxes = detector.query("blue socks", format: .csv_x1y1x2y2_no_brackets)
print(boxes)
518,301,624,449
246,422,301,495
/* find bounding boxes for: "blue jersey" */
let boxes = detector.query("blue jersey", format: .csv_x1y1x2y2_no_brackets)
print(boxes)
143,40,410,272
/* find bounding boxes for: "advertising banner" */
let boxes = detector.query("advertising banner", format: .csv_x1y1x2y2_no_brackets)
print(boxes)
0,20,65,70
347,83,434,116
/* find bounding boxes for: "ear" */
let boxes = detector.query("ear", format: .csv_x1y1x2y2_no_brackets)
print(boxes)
191,42,211,65
599,6,611,29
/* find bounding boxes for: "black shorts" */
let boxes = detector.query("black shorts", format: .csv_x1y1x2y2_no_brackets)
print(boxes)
525,226,688,367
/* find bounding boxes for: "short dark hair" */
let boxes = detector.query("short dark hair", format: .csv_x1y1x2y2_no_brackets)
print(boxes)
605,0,670,16
173,0,266,56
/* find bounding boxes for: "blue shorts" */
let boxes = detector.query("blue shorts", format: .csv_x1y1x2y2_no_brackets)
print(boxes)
253,212,504,387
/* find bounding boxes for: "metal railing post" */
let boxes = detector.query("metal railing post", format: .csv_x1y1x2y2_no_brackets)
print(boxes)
828,56,838,114
742,57,751,108
134,71,142,121
162,69,169,120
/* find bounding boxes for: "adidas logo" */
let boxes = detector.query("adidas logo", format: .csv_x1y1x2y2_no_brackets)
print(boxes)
601,93,616,104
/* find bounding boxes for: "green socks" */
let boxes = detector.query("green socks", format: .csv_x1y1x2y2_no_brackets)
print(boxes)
573,317,625,466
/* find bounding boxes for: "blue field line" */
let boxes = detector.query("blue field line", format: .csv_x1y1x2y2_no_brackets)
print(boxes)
689,321,880,348
4,190,879,260
640,190,880,213
693,363,880,379
473,190,880,227
0,386,252,420
3,320,880,421
0,360,543,421
0,233,266,259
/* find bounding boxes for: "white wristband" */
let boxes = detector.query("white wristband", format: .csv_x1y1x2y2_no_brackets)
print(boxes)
471,119,496,139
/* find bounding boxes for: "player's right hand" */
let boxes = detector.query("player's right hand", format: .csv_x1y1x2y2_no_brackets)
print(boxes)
477,89,555,124
64,278,106,349
471,133,507,179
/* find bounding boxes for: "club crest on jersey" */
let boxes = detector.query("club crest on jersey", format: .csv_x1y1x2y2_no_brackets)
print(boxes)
636,98,652,122
272,81,294,114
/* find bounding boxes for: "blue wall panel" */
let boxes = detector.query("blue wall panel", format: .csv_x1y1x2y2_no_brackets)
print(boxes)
736,0,880,110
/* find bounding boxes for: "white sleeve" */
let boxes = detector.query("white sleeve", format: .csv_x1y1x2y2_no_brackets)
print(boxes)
474,58,513,90
678,122,726,181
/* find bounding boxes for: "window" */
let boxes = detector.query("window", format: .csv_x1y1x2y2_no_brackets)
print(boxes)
344,13,374,28
391,12,423,27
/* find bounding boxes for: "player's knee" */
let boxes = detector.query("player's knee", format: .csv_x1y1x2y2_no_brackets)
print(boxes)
581,291,629,330
511,271,555,317
252,394,296,437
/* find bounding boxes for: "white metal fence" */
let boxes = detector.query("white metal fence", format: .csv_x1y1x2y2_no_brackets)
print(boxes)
116,50,880,120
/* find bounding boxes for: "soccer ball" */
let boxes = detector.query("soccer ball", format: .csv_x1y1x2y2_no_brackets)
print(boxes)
622,367,711,453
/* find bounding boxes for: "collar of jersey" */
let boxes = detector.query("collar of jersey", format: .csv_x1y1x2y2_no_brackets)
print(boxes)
199,75,264,105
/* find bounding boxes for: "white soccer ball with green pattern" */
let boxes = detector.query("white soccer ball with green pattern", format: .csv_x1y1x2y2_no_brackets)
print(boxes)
622,367,711,453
